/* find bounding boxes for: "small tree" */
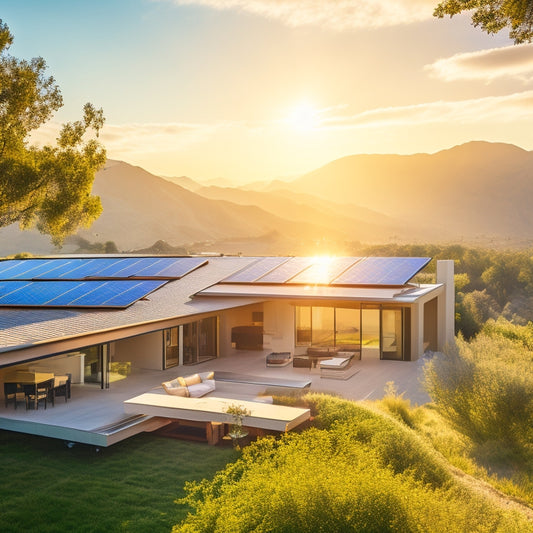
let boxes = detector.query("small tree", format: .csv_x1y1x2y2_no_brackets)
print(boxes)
0,20,106,245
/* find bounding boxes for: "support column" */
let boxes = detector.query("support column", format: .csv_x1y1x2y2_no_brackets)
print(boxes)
436,260,455,350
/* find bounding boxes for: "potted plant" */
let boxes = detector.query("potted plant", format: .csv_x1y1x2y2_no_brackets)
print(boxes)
224,403,251,441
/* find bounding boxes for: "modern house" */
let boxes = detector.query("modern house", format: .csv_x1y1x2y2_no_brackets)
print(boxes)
0,255,454,445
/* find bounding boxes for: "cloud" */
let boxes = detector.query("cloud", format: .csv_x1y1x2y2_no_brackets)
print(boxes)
29,121,225,157
426,43,533,82
317,90,533,129
166,0,435,29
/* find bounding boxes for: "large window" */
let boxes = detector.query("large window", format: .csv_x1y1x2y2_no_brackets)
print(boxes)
183,316,218,365
295,306,360,349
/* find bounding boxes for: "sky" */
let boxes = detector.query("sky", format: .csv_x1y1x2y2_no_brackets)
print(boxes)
2,0,532,184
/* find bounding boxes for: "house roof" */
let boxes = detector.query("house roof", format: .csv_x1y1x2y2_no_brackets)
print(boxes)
0,255,437,363
0,256,261,359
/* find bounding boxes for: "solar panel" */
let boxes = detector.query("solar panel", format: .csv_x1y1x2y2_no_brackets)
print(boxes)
332,257,431,286
0,259,60,279
289,257,362,285
255,257,315,283
0,260,25,278
0,280,166,308
222,257,290,283
148,257,207,278
0,257,208,280
44,258,119,279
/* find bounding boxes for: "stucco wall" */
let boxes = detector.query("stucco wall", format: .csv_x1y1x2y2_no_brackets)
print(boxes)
218,303,265,357
263,300,296,354
112,331,163,370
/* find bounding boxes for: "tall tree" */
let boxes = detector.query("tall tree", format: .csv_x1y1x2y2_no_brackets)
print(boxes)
0,20,106,245
434,0,533,43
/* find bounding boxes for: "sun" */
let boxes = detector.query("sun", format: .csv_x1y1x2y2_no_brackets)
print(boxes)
286,102,320,132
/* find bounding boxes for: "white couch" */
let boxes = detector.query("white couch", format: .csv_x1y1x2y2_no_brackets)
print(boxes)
162,371,215,398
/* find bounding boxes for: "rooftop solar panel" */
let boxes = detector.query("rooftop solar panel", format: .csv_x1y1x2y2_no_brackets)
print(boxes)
288,257,362,285
0,257,208,281
0,280,166,308
0,259,58,279
223,257,290,283
332,257,431,286
148,257,207,278
256,257,315,283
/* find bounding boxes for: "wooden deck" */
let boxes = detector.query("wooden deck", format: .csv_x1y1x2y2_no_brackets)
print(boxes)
0,347,432,446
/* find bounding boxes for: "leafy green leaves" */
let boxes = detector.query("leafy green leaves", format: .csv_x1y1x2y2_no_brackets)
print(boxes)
0,19,105,245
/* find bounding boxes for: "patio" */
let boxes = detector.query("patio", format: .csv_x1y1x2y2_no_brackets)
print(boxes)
0,347,432,446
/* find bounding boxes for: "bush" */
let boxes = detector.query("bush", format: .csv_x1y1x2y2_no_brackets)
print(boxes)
174,398,531,532
424,334,533,462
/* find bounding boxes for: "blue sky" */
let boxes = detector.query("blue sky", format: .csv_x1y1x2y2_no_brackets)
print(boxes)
1,0,532,183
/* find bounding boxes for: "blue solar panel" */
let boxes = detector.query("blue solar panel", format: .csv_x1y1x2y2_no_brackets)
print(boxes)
288,257,362,285
0,280,166,308
0,257,208,280
256,257,315,283
332,257,431,286
43,258,117,279
223,257,290,283
146,257,207,278
0,260,24,278
0,259,58,279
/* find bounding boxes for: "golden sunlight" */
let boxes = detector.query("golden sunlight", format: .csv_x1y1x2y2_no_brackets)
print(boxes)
296,255,335,285
286,102,320,132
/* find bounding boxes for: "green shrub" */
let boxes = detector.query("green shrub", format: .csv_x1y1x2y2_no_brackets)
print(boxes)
377,381,417,428
174,409,531,532
424,334,533,463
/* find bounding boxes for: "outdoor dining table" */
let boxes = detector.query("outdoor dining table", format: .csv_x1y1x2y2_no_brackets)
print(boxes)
4,371,55,409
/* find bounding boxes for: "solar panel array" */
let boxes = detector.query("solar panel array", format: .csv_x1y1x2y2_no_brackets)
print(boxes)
221,256,430,287
332,257,431,286
0,257,208,309
0,257,207,280
0,280,166,308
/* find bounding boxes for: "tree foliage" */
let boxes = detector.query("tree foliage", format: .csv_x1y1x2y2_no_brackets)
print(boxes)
434,0,533,43
357,243,533,337
0,20,106,245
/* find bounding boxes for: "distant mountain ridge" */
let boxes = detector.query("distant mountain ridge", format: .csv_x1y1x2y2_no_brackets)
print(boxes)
1,141,532,256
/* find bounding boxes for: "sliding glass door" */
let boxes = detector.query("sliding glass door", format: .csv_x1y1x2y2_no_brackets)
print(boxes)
183,317,218,365
381,308,403,360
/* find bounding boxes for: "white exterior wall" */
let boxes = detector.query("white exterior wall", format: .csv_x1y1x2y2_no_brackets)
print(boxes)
263,301,295,354
218,303,265,357
112,332,163,370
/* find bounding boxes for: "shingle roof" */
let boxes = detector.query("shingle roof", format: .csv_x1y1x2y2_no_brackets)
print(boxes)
0,256,260,354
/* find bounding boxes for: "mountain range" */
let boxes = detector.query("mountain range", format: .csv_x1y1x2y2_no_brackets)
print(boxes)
1,141,532,256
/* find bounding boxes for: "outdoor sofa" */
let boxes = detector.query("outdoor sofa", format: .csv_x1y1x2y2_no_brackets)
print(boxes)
162,371,215,398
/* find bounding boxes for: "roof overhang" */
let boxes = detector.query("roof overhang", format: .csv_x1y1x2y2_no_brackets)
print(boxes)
195,283,443,304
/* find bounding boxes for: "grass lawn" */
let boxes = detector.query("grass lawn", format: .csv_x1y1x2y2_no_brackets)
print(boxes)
0,430,239,533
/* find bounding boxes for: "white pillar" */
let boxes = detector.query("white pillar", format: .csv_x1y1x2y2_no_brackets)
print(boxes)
436,260,455,349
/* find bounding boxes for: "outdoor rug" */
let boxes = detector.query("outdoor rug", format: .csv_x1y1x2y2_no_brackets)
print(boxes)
214,371,311,389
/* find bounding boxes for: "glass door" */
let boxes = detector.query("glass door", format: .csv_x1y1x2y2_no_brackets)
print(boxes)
381,308,403,360
335,307,361,355
361,305,381,358
183,322,198,365
164,327,179,368
82,344,109,388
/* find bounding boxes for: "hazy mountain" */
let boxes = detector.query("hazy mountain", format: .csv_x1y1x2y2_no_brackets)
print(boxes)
160,175,203,192
2,141,533,256
193,185,403,241
286,141,533,242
